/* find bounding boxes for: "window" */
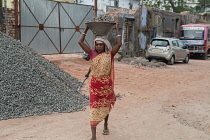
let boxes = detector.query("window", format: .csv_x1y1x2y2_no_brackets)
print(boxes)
172,40,178,47
180,27,204,40
177,40,184,48
151,39,169,47
208,28,210,42
124,19,134,42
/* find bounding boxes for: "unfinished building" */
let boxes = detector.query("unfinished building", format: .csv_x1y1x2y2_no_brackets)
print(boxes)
107,7,210,57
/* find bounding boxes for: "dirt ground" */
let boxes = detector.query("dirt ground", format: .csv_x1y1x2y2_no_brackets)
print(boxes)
1,54,210,140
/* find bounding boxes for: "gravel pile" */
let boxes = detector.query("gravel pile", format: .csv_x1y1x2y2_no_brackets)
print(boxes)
88,15,115,22
0,32,89,120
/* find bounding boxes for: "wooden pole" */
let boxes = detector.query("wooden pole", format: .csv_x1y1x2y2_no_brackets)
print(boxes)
93,0,97,41
94,0,97,18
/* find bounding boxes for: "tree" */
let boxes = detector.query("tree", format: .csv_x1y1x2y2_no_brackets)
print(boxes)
195,0,210,13
142,0,196,13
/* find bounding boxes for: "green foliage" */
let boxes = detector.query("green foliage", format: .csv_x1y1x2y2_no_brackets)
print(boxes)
141,0,199,13
129,2,133,9
195,0,210,12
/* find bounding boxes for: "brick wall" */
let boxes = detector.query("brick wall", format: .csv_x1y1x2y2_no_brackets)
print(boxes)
1,8,16,39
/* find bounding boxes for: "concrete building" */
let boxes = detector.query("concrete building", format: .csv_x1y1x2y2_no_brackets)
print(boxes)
78,0,140,12
105,7,210,57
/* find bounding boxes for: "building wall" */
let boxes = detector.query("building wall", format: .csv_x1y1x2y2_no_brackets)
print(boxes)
107,7,210,57
1,8,16,38
79,0,140,12
1,0,18,38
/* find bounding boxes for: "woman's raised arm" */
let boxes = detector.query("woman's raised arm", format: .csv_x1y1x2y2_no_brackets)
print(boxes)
111,23,122,56
78,26,91,53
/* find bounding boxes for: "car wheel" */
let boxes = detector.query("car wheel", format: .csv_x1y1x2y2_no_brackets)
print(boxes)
202,53,208,60
183,55,189,63
168,55,175,65
148,59,152,62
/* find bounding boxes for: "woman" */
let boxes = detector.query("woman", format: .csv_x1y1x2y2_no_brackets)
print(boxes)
78,23,121,140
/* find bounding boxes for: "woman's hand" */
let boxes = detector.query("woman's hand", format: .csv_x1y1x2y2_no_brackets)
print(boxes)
84,25,89,33
115,22,120,35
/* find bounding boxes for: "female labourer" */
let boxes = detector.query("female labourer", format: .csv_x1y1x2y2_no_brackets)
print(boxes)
78,23,121,140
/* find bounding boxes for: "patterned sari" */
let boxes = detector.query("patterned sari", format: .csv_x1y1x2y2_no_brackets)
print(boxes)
89,52,116,126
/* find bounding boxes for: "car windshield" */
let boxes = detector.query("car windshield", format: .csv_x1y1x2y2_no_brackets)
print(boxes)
151,39,169,47
180,28,204,40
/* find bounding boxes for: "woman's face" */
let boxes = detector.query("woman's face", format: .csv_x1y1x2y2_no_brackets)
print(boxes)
95,42,105,53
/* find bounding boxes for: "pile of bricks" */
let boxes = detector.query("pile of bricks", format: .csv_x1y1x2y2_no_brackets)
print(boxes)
106,7,138,20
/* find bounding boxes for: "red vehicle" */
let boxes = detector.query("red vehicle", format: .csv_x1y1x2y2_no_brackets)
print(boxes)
179,24,210,59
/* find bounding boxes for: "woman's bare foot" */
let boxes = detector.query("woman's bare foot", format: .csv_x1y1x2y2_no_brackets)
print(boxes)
90,126,97,140
103,123,109,135
90,137,97,140
104,123,108,130
102,129,109,135
103,114,110,135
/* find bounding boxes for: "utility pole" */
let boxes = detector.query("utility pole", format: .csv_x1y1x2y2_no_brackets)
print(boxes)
139,0,140,22
94,0,97,17
138,0,144,55
139,0,143,31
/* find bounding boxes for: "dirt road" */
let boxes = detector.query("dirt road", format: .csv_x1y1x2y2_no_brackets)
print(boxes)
0,54,210,140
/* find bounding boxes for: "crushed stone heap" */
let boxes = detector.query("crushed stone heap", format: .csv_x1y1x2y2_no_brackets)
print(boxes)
0,32,89,120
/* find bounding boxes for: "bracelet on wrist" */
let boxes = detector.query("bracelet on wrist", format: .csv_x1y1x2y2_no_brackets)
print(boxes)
116,35,121,37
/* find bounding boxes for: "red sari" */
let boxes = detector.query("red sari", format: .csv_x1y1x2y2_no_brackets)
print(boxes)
89,52,116,126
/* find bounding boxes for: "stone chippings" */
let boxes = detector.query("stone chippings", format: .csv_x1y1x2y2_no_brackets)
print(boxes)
88,15,115,22
0,32,89,120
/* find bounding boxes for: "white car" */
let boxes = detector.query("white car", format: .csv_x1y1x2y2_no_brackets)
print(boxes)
145,37,190,65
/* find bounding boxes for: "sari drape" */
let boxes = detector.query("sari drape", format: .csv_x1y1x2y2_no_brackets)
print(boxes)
89,52,116,126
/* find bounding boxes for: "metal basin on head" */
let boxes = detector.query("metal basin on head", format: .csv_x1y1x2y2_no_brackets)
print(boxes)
86,22,116,36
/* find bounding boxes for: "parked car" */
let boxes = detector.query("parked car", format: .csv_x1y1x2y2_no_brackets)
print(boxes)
145,37,190,65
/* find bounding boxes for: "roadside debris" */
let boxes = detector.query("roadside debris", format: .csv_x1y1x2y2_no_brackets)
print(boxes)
121,57,167,68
